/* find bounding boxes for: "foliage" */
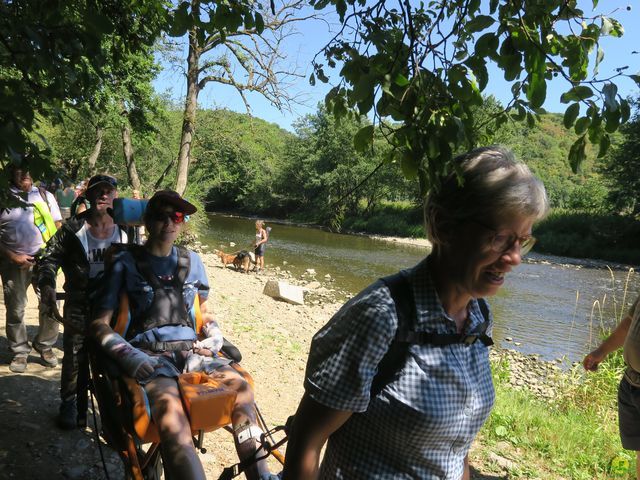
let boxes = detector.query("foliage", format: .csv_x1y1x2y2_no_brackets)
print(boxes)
535,209,640,264
163,0,312,195
484,354,634,479
273,105,419,227
189,109,293,211
602,97,640,217
310,0,639,196
0,0,166,175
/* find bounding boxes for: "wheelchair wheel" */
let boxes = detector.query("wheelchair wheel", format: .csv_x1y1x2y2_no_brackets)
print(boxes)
141,446,163,480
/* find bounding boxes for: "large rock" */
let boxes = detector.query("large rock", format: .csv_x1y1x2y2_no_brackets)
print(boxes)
263,280,305,305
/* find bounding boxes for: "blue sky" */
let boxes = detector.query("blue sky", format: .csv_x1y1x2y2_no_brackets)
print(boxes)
153,2,639,132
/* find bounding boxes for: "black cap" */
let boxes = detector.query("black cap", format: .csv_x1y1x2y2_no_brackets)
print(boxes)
86,174,117,193
147,189,197,215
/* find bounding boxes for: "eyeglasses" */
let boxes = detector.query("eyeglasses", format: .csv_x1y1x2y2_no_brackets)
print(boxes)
149,211,185,224
471,219,536,256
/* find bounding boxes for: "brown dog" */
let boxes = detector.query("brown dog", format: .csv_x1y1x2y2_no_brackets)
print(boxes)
233,250,253,273
214,249,254,273
214,249,238,269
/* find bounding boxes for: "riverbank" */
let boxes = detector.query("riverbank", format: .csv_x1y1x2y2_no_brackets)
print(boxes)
0,252,628,479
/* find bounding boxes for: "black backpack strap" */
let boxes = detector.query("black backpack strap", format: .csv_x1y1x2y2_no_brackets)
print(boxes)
130,245,163,290
370,275,494,399
476,298,494,347
174,246,191,287
370,271,414,398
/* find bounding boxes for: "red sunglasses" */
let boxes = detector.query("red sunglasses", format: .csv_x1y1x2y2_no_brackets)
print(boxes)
150,211,185,224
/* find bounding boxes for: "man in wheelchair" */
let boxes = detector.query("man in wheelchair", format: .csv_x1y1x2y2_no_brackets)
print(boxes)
88,189,276,480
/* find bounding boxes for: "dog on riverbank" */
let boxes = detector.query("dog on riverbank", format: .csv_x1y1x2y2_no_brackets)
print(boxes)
214,249,254,273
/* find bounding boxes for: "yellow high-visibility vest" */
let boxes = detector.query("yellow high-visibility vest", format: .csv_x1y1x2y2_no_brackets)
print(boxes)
32,201,57,246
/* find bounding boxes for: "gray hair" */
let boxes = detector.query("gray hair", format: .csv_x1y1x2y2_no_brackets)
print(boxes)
424,146,549,246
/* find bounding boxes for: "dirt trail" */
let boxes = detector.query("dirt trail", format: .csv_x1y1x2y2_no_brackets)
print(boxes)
0,253,505,480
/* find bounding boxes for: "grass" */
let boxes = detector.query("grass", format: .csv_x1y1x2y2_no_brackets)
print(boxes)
481,268,637,479
484,353,633,479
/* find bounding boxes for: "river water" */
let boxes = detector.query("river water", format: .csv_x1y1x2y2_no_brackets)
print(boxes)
201,213,639,364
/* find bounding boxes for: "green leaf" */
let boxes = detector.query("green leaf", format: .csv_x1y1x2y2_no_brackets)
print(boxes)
602,82,618,111
400,151,418,179
563,103,580,128
474,33,498,58
598,133,610,158
309,73,316,86
593,47,604,76
465,15,495,33
353,124,374,151
574,116,590,135
568,135,587,173
495,425,508,438
394,73,410,87
527,71,547,109
604,107,621,133
336,0,347,21
620,99,631,123
560,86,593,103
526,112,536,128
255,13,264,34
601,17,624,37
630,74,640,87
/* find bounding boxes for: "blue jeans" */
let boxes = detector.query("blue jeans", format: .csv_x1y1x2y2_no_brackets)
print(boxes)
0,259,59,354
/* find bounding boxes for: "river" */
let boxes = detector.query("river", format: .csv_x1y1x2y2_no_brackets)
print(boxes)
201,213,639,364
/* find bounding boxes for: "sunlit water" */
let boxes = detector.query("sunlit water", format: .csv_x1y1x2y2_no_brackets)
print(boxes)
201,213,639,364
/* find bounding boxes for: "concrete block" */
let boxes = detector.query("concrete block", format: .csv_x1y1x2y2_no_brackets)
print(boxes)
263,280,305,305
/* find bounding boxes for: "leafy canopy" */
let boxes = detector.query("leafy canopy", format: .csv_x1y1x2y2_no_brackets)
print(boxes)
310,0,639,194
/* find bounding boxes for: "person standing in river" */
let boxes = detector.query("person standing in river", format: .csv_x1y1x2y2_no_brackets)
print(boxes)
584,293,640,480
282,146,549,480
254,219,268,273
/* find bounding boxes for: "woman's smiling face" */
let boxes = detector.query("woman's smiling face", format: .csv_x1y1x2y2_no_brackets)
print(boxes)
447,214,534,299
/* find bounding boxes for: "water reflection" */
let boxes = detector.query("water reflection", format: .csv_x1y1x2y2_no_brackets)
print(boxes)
202,213,638,363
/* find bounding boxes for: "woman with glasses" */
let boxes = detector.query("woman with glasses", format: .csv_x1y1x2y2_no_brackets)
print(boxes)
89,190,276,480
283,146,549,480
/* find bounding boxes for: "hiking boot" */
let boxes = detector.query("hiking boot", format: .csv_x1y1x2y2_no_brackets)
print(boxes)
57,399,77,430
9,353,28,373
34,346,58,367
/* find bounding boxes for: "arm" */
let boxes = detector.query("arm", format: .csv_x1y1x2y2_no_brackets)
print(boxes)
37,228,68,308
583,311,633,371
0,242,35,267
194,299,223,355
462,455,470,480
89,309,157,380
282,393,352,480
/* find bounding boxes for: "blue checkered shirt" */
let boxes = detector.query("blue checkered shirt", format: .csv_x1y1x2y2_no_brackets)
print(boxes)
305,257,495,479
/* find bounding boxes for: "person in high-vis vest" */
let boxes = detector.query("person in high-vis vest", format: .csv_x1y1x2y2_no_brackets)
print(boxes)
0,162,62,373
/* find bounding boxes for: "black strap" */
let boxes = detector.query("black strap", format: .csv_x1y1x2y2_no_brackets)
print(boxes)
370,271,493,398
130,245,190,290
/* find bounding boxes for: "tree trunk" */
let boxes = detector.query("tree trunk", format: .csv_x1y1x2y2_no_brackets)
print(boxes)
121,123,141,191
175,6,201,196
86,126,104,175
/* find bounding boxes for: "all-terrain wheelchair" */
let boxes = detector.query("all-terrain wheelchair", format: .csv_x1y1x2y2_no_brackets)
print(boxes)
82,292,286,480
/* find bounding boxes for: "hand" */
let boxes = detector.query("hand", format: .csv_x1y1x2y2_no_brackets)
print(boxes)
11,252,35,268
40,285,57,311
134,356,159,381
583,348,606,371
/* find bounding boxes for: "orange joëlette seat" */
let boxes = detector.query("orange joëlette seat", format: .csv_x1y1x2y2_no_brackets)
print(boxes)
112,292,253,444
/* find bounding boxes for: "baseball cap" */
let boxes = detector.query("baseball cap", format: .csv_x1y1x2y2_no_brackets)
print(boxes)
147,189,197,215
86,174,117,193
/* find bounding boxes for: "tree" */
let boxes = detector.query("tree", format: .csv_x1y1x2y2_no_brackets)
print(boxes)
161,0,314,195
603,97,640,216
310,0,639,195
0,0,166,179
